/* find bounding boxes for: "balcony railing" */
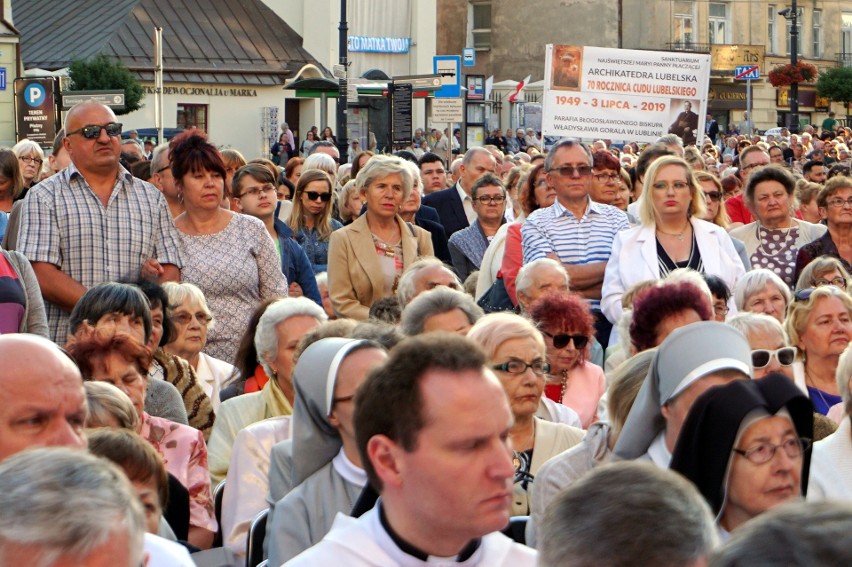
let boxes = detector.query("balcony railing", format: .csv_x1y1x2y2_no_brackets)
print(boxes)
837,53,852,67
665,42,713,53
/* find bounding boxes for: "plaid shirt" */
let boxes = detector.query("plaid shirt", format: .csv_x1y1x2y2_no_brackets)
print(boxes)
18,163,183,343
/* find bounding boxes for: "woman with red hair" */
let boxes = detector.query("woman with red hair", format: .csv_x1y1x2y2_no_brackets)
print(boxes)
529,291,604,428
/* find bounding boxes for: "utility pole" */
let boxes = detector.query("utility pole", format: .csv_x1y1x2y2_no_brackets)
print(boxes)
782,0,800,133
336,0,349,158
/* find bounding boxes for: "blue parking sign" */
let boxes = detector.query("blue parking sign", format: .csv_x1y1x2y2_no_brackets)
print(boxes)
0,68,6,91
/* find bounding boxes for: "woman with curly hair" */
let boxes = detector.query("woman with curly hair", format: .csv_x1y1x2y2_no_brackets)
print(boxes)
171,130,288,363
629,280,714,354
528,291,605,428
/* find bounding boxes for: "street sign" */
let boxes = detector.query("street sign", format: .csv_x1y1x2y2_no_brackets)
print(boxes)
15,77,58,147
463,48,475,67
61,90,125,110
0,68,6,91
389,83,413,146
735,65,760,80
393,74,442,90
431,98,464,124
332,64,346,79
433,55,461,98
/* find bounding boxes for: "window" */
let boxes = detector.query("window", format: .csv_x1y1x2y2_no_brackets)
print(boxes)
812,10,822,58
768,6,777,53
785,19,802,55
176,104,208,132
673,1,695,48
844,14,852,57
709,2,728,45
469,2,491,51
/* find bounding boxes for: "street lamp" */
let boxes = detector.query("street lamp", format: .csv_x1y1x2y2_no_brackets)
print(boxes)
779,1,800,133
336,0,349,157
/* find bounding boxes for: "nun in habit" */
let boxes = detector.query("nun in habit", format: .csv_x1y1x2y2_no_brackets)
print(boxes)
266,338,388,566
613,322,753,467
670,373,813,538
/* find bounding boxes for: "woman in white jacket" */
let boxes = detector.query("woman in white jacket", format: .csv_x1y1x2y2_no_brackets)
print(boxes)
602,156,745,327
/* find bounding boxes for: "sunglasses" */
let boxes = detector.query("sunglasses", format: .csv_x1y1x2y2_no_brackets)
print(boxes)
304,191,331,202
66,122,123,139
751,347,797,369
542,331,588,350
703,191,722,202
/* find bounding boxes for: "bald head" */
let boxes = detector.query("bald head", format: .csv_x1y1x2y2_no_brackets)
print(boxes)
0,335,87,462
63,101,122,176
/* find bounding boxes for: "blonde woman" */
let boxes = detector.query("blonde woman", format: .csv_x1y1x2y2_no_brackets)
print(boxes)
287,169,342,273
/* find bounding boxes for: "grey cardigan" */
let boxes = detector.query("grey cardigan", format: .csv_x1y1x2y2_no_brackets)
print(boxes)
1,248,48,337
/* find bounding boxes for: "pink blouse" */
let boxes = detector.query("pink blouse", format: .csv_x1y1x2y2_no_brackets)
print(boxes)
141,413,217,533
561,361,606,429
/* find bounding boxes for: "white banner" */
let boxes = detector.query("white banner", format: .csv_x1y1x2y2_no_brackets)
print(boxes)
542,45,711,144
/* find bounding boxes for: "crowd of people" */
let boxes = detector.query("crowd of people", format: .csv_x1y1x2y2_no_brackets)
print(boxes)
2,98,852,567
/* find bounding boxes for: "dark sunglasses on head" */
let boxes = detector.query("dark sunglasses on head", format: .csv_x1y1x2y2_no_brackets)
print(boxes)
751,347,796,368
794,288,815,302
67,122,123,139
304,190,331,202
543,330,588,350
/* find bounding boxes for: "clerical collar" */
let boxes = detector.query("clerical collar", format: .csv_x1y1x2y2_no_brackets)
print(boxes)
378,503,481,562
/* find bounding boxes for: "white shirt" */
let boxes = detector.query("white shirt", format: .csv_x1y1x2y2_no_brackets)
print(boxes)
456,181,477,224
144,533,195,567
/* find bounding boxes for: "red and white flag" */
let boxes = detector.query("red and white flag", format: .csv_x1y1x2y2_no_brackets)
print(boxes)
509,75,531,102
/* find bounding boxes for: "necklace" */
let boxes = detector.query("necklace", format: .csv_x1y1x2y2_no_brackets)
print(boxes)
755,222,794,258
371,232,401,257
805,366,831,409
655,222,691,241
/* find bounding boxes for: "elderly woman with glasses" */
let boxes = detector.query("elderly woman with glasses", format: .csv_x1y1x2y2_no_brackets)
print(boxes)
11,139,45,194
327,155,433,321
730,166,827,288
287,170,343,274
162,282,234,410
670,373,813,537
602,156,745,327
785,285,852,415
795,177,852,282
448,173,507,282
795,255,852,293
468,312,584,516
528,291,604,429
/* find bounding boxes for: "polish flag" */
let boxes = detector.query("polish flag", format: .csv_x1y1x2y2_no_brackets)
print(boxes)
509,75,531,102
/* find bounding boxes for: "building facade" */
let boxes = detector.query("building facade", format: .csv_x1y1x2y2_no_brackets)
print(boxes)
439,0,852,136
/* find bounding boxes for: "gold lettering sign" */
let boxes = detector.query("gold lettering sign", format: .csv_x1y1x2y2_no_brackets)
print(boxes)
711,45,765,71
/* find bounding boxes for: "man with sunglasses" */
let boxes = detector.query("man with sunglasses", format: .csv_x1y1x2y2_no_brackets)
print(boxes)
18,101,183,344
521,139,629,346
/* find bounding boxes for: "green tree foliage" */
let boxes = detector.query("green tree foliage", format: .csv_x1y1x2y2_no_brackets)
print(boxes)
67,55,144,115
816,66,852,111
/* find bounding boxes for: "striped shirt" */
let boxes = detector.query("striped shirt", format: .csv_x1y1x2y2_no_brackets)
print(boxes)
521,198,629,309
18,163,183,343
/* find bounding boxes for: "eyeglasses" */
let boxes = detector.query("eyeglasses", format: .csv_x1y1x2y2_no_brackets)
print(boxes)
751,347,797,368
492,359,551,376
703,191,722,202
542,331,589,350
741,161,769,172
827,198,852,209
154,164,171,174
733,437,811,465
19,156,43,165
474,195,506,204
239,183,277,198
171,311,213,326
549,165,592,177
813,276,847,288
713,303,729,317
66,122,123,139
534,178,549,188
593,172,620,182
304,190,332,202
652,181,691,191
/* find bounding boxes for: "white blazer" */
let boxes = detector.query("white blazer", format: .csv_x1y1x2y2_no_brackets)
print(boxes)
601,218,746,325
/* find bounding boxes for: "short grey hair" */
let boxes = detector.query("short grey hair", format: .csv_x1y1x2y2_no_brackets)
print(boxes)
84,381,139,431
733,269,792,311
400,287,483,336
656,133,685,148
708,501,852,567
539,461,718,567
355,154,414,202
515,258,569,300
836,344,852,416
0,447,145,567
302,153,338,178
254,297,327,376
12,138,45,159
544,138,593,172
727,312,788,346
315,272,328,289
151,142,170,173
162,281,213,324
470,172,506,200
396,257,461,306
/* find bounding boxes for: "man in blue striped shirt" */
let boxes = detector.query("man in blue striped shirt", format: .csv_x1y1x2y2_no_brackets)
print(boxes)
521,139,628,343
